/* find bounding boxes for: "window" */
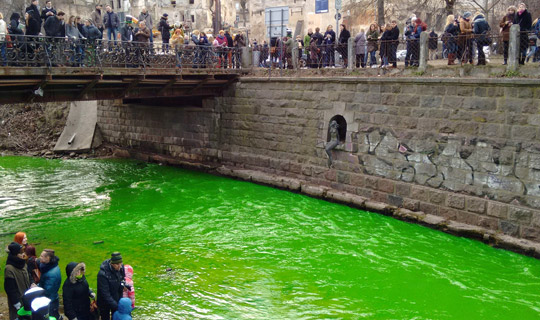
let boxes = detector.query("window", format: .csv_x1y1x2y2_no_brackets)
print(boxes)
315,0,328,13
191,15,195,22
117,0,121,9
189,0,194,4
110,0,114,9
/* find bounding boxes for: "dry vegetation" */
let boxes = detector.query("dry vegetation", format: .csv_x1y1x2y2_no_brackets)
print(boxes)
0,103,69,153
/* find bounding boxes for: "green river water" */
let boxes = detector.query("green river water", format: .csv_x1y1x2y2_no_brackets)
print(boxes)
1,156,540,319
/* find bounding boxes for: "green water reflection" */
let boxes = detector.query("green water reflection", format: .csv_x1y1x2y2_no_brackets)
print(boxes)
1,156,540,319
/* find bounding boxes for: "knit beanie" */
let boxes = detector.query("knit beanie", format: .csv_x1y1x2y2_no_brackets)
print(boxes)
8,242,22,256
111,252,123,264
31,297,51,320
22,287,46,312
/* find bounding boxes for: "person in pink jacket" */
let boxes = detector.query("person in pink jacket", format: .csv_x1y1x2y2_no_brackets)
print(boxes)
122,265,135,308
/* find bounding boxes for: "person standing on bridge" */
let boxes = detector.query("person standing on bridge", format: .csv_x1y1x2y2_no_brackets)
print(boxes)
44,11,65,38
103,5,119,42
91,4,104,38
40,1,57,27
0,13,6,66
158,13,172,53
25,0,42,33
138,8,153,45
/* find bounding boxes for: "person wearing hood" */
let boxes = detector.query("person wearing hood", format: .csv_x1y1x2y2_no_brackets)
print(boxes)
4,242,31,320
473,12,491,65
38,249,61,319
458,12,474,64
25,0,42,31
514,2,532,64
112,297,133,320
158,13,172,52
138,7,153,44
97,252,126,320
354,28,367,68
63,262,95,320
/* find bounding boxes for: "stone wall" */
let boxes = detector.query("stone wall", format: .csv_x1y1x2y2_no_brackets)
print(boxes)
97,77,540,245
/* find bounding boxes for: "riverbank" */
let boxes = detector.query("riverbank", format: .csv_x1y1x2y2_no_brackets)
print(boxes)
0,293,7,319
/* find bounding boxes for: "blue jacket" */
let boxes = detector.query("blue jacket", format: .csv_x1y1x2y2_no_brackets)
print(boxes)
535,19,540,37
473,15,490,34
112,298,132,320
39,256,61,302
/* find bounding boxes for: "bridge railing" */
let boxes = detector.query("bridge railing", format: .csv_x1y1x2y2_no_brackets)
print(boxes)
0,35,244,70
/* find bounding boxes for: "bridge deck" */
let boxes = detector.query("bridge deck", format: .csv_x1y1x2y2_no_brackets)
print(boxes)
0,67,241,104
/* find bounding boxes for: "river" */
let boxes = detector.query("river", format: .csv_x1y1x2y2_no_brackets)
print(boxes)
1,156,540,319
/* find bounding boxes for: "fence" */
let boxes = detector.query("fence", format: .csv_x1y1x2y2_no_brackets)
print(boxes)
0,35,244,70
252,25,536,73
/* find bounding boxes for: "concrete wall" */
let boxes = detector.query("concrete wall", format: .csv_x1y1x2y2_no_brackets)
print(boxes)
97,77,540,246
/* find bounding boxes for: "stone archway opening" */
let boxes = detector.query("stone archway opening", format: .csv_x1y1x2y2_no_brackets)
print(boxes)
327,115,347,143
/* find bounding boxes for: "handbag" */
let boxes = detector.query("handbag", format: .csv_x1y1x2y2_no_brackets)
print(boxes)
90,300,99,319
31,259,41,284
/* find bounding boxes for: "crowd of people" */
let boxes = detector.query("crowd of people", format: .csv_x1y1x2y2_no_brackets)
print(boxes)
4,232,135,320
251,3,539,69
0,1,539,68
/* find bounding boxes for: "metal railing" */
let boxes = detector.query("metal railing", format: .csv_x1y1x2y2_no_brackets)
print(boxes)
0,34,244,70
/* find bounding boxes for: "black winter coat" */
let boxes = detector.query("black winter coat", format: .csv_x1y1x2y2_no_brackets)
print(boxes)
25,4,41,28
97,260,125,311
63,262,92,320
159,18,171,39
338,29,350,44
514,10,532,31
25,16,41,36
44,16,65,37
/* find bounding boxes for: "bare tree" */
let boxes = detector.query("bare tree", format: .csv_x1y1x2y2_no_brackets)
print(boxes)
468,0,504,20
377,0,385,26
0,0,26,18
445,0,457,16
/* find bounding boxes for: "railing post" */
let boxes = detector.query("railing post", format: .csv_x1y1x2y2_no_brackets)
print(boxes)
241,46,252,69
292,41,299,69
419,32,429,72
507,24,520,72
347,37,354,69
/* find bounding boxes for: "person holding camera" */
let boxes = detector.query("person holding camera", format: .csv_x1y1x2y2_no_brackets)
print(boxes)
97,252,126,320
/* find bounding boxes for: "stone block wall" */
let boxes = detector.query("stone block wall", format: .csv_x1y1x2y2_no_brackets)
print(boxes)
97,77,540,244
97,100,221,163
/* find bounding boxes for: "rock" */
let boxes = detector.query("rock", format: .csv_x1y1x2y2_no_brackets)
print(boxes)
69,152,76,158
44,151,53,156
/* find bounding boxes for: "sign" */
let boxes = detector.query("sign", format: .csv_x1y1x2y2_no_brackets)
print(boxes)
315,0,328,13
335,13,341,20
335,0,342,10
265,6,290,37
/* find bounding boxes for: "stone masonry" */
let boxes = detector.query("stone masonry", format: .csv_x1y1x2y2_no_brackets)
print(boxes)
97,77,540,247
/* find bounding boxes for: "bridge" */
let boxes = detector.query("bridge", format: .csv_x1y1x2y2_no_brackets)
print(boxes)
0,36,242,104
